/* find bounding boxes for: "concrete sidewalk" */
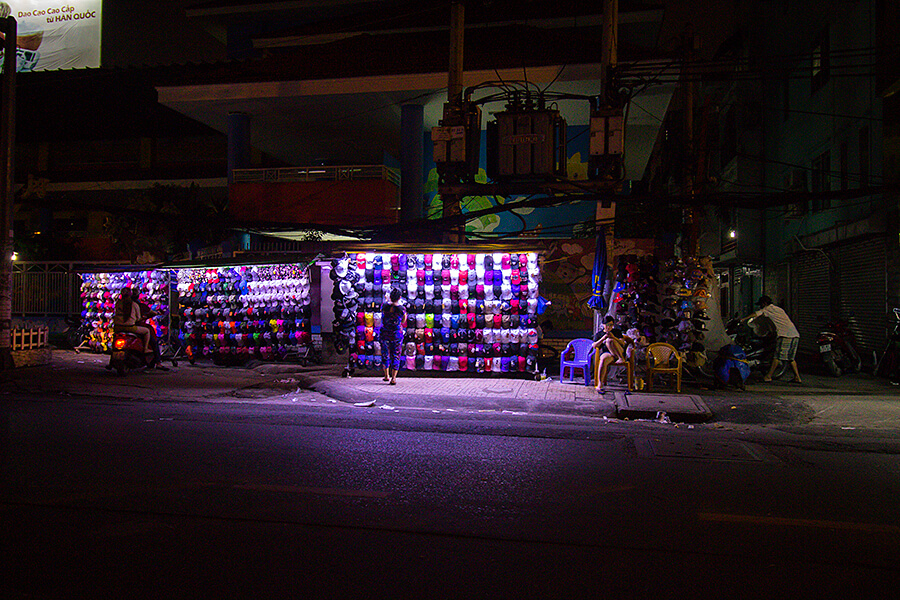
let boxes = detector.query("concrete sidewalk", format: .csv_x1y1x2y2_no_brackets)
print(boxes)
3,350,899,431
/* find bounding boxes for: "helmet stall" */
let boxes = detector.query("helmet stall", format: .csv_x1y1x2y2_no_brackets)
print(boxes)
79,269,172,353
329,251,542,375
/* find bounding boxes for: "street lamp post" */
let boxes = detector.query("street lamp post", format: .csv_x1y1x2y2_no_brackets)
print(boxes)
0,16,16,369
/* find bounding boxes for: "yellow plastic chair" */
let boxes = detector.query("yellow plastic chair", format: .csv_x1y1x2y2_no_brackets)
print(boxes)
646,343,683,393
609,352,636,391
594,346,636,391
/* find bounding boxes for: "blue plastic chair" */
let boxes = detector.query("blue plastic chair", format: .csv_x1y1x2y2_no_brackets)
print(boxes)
559,338,596,386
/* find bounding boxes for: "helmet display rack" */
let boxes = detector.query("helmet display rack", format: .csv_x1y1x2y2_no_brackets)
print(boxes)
608,255,713,361
331,251,543,377
175,264,313,364
79,270,173,354
77,262,316,366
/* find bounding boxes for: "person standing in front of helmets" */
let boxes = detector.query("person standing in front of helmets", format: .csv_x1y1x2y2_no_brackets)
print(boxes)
380,287,407,385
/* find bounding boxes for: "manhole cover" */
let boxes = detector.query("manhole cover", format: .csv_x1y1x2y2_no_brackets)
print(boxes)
615,392,712,422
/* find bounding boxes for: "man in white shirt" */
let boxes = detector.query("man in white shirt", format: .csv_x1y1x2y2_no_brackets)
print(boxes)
742,295,802,384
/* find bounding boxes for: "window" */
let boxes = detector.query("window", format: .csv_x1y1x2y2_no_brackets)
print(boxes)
859,126,869,188
54,217,89,234
840,141,848,191
811,28,830,94
811,151,831,211
782,76,790,122
720,105,737,167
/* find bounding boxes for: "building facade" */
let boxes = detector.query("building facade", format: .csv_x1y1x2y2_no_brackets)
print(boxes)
673,0,897,362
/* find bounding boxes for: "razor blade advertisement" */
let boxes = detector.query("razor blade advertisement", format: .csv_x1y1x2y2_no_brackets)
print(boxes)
0,1,101,72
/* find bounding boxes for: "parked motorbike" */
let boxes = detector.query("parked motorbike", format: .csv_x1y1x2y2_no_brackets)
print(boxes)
105,331,151,376
875,308,900,385
816,316,862,377
63,315,92,352
725,318,786,380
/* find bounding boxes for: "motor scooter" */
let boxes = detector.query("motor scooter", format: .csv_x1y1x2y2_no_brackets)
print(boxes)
105,331,151,376
63,315,92,352
816,316,862,377
875,308,900,385
725,318,786,380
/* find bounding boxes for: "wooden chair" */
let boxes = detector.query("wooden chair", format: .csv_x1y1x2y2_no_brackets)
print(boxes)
646,342,683,393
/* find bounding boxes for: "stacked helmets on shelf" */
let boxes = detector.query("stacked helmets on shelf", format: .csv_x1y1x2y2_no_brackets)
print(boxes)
79,270,170,352
336,252,542,374
329,256,361,354
176,264,312,362
657,257,712,354
609,256,662,358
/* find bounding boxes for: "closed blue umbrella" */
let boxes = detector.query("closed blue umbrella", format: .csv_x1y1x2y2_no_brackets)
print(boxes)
587,229,607,310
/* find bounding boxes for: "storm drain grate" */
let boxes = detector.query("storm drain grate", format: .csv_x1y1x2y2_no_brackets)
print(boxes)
646,438,762,462
615,392,713,422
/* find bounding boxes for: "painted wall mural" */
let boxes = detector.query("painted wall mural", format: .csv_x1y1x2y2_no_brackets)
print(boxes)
536,237,658,334
425,126,601,239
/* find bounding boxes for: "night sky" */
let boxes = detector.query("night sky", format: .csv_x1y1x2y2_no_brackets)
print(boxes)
100,0,225,67
99,1,737,69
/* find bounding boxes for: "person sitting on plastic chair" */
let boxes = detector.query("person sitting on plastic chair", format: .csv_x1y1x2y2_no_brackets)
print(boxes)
592,318,635,392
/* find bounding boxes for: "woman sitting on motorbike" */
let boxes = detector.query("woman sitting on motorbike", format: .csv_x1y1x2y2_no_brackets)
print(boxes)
113,287,152,359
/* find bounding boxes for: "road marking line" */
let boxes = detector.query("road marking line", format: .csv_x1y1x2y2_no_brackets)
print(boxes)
698,512,900,535
232,483,390,499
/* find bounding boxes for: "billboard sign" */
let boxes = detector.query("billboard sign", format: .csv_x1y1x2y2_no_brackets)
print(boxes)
0,1,101,71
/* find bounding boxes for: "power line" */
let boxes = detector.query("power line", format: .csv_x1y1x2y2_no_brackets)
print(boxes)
619,42,896,73
729,100,882,123
734,152,884,186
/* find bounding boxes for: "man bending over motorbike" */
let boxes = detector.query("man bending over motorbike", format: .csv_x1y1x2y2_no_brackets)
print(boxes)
741,295,802,384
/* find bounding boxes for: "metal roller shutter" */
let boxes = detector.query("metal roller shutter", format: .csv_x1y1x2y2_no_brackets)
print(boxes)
793,251,831,354
837,239,886,357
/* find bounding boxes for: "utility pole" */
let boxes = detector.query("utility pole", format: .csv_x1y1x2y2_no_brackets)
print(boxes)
592,0,618,333
0,16,15,370
448,1,464,107
682,26,699,257
441,1,465,244
600,0,617,106
591,0,623,186
597,0,619,232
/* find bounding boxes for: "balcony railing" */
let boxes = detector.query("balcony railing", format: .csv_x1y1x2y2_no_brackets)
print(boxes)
232,165,400,188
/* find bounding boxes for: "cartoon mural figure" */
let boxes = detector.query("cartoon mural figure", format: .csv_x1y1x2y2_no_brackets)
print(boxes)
424,145,593,239
540,240,596,332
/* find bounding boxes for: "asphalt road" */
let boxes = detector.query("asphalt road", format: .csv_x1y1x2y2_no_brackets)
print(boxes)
2,397,899,599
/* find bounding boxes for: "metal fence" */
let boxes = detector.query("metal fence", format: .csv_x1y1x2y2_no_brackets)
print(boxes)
232,165,400,188
11,261,124,317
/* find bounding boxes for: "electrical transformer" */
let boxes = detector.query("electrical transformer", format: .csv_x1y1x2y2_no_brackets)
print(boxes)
486,109,567,181
588,101,624,181
432,103,481,183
